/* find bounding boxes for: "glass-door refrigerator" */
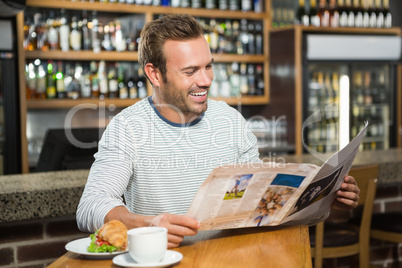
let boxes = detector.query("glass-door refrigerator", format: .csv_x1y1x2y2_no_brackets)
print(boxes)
302,34,401,154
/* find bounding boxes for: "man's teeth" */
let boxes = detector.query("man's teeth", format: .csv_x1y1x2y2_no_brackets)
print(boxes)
190,91,207,96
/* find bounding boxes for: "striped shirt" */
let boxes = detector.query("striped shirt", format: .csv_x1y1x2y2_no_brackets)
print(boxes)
76,97,260,232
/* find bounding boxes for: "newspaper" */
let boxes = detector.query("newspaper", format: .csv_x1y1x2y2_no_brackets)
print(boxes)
186,123,368,231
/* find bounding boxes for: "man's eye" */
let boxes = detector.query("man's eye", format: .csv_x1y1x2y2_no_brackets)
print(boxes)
185,70,195,75
206,64,212,69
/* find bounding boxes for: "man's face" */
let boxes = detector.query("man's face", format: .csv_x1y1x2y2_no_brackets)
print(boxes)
158,36,214,122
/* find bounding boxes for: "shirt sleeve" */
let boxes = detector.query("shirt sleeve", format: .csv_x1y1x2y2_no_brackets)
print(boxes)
76,114,137,233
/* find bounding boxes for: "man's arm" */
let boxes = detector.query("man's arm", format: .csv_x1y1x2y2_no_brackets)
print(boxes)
105,206,200,248
332,175,360,210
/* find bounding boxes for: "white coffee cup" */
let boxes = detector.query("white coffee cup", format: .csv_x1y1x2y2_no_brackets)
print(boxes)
127,227,168,263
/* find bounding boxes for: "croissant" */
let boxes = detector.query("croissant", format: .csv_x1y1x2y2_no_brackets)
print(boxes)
98,220,128,250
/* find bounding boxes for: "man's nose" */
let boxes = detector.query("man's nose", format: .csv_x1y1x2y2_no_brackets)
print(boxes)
197,69,213,87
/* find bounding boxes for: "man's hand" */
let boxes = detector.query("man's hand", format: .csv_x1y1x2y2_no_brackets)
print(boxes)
149,213,200,248
331,175,360,211
105,207,200,249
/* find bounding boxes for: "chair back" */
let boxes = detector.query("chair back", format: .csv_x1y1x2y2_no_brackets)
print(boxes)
312,164,378,268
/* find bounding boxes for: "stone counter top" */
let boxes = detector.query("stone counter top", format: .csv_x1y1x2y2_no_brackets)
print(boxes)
0,170,89,223
1,148,402,223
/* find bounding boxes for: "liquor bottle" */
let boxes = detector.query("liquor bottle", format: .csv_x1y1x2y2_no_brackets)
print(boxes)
255,22,264,55
28,14,40,51
70,16,82,51
229,0,239,10
310,0,320,27
368,0,377,27
47,11,59,50
118,64,128,99
239,63,249,95
46,61,57,99
56,62,67,99
363,71,373,104
353,0,363,27
98,61,109,99
338,0,348,27
318,0,330,27
81,65,92,98
115,20,126,52
102,23,113,51
375,0,384,28
247,22,255,54
353,71,364,104
26,62,36,99
127,65,138,99
35,63,47,99
209,19,219,54
332,72,340,103
180,0,190,8
296,0,309,26
247,64,256,95
59,9,70,52
91,11,101,53
383,0,392,28
238,19,249,55
229,62,241,97
345,0,355,27
329,0,339,27
81,11,92,50
89,61,100,98
65,63,81,99
192,0,202,8
241,0,252,12
220,65,231,97
108,63,119,98
362,0,370,27
137,64,147,99
255,64,264,95
253,0,262,13
309,72,319,107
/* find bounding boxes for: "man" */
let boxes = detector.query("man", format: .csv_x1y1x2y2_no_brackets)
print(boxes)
77,14,360,248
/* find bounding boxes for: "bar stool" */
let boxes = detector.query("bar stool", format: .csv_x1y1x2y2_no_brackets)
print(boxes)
310,164,379,268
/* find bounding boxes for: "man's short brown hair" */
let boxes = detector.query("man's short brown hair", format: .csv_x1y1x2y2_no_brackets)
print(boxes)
138,14,205,83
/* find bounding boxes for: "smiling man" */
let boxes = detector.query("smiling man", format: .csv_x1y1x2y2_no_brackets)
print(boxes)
76,14,360,249
77,14,261,248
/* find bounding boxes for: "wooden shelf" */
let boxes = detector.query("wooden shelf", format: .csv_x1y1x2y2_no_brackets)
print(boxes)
25,50,139,61
26,98,140,109
26,0,268,20
26,95,269,109
270,25,402,35
25,50,266,63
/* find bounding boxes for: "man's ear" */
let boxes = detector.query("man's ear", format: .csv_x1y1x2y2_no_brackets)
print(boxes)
144,63,161,87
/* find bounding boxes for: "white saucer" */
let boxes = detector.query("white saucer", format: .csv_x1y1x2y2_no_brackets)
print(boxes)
112,250,183,268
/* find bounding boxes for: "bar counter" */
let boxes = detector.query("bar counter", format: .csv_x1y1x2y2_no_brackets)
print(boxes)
1,148,401,223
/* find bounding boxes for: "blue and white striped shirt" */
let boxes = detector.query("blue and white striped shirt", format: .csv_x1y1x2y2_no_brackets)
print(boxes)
77,97,260,232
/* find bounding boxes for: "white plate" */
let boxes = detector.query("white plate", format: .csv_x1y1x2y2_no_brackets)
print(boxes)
113,250,183,268
65,237,127,258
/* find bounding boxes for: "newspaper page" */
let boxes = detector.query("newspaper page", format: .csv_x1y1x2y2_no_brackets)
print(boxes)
186,123,368,231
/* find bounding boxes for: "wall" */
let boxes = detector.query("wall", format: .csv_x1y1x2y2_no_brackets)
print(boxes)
0,215,88,268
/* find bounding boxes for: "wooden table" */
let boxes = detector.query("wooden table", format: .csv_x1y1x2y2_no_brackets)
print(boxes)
48,225,312,268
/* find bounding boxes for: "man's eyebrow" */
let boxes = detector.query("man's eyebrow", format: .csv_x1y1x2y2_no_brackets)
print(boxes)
181,58,215,71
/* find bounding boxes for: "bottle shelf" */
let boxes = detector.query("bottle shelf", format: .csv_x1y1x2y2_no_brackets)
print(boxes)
26,0,268,20
26,94,269,109
25,50,139,61
25,50,266,63
270,24,402,35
